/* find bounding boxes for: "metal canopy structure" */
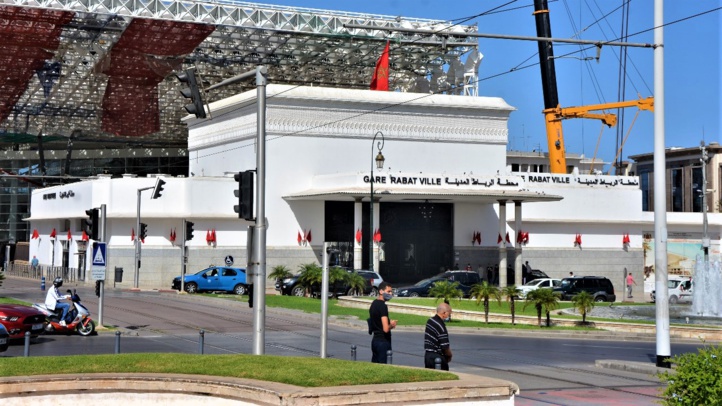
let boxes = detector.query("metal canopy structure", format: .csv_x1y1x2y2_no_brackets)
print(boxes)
0,0,478,149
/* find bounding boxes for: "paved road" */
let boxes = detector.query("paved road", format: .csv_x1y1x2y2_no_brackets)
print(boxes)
2,276,698,405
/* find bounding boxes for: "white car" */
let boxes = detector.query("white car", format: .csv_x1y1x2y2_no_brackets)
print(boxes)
517,278,561,299
651,276,692,304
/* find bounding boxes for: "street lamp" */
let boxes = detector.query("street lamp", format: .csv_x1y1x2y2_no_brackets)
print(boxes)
369,131,385,273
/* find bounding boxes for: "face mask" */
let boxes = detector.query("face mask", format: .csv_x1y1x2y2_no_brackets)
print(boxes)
382,292,393,301
444,317,451,322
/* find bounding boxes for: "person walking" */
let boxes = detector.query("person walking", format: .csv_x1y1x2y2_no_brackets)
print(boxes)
369,282,396,363
424,302,453,370
30,255,39,274
626,271,637,299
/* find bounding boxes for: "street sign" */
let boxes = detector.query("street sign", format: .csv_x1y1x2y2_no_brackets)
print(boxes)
225,255,234,266
91,242,107,281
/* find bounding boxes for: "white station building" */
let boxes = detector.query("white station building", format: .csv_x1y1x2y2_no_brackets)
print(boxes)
26,85,720,298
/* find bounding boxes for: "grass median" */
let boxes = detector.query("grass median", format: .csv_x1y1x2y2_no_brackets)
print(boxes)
0,353,456,386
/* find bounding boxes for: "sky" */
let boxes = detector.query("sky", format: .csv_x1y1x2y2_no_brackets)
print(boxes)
251,0,720,168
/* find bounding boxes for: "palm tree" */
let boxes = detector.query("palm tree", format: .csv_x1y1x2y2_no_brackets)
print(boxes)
428,280,464,303
345,272,367,296
297,263,322,297
524,288,561,327
469,281,501,323
328,266,349,298
501,285,521,325
571,290,595,324
523,289,545,327
269,265,292,283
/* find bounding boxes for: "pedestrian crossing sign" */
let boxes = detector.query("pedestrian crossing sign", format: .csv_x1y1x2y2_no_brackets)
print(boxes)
91,242,107,280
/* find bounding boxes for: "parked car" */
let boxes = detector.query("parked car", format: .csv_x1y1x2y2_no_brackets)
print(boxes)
440,270,481,287
275,268,375,297
394,277,448,298
486,266,549,285
651,276,692,304
0,323,9,352
553,276,616,302
0,304,47,339
517,278,562,299
357,270,384,289
172,266,247,294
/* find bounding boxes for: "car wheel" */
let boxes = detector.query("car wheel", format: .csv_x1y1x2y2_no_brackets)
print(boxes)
594,296,606,302
409,292,420,298
368,287,379,297
77,320,95,336
233,284,247,296
292,286,305,297
185,283,198,294
669,295,678,305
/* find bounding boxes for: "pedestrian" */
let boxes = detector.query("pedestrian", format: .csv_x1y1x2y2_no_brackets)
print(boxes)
369,282,396,363
453,263,460,270
30,255,39,274
424,302,453,370
479,264,488,282
524,261,531,273
465,263,472,271
626,271,637,298
569,271,574,277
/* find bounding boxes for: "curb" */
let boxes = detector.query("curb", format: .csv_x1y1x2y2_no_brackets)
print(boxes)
596,359,674,376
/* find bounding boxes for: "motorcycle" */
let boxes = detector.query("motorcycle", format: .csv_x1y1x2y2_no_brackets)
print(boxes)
33,289,95,336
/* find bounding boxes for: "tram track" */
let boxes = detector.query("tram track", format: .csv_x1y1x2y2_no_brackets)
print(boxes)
96,292,663,403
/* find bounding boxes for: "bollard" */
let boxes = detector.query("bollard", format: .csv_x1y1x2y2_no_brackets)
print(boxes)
199,330,205,354
386,349,393,365
40,276,45,291
23,331,30,357
351,345,357,361
114,331,121,354
435,357,442,370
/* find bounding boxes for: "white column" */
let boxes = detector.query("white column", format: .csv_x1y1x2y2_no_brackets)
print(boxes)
372,200,380,272
498,200,507,287
353,198,363,270
514,201,523,287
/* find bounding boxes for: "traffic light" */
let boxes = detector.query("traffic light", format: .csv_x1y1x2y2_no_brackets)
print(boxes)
185,221,194,241
151,178,166,199
140,223,148,243
84,208,99,240
233,170,254,221
95,280,101,297
175,69,206,119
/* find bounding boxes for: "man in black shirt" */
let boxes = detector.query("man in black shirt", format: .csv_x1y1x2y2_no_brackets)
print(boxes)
369,281,396,363
424,302,453,370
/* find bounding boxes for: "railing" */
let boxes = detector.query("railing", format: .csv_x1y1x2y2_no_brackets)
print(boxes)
4,263,82,283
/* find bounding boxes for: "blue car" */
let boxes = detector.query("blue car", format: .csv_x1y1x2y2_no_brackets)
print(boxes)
172,266,247,295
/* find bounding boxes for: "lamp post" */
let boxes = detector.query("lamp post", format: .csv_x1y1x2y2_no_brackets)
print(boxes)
369,131,385,273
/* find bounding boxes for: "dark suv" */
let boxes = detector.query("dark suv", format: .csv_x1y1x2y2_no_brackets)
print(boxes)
553,276,616,302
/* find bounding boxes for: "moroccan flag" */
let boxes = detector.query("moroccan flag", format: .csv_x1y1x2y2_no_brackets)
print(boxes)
370,41,390,91
211,229,217,243
131,228,135,241
355,228,362,244
32,229,39,239
170,229,176,243
67,230,72,241
81,230,89,241
206,230,212,244
50,228,57,239
505,232,510,243
305,229,312,244
497,233,502,244
297,231,302,245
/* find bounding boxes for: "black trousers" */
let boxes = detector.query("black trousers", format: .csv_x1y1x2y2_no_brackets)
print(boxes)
424,351,449,371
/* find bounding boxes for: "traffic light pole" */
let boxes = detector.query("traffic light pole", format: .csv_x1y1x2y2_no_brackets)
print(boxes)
252,66,268,356
181,219,187,294
98,204,106,326
134,186,153,288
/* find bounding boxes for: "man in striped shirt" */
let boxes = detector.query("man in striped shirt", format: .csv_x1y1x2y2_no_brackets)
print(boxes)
424,302,453,370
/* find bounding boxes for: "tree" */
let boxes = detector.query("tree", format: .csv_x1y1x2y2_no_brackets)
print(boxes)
328,266,349,299
469,281,501,323
345,272,367,296
501,285,521,325
571,290,595,324
428,280,464,303
297,263,322,297
0,269,4,288
524,288,560,327
269,265,292,283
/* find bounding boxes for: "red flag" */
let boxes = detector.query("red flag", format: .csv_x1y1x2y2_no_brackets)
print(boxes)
32,229,39,239
170,229,176,243
476,232,482,245
211,229,217,243
206,230,212,244
305,229,312,244
356,228,362,244
575,234,582,246
373,229,382,243
523,232,529,243
81,230,89,241
370,41,390,91
50,228,57,239
67,230,72,241
131,228,135,241
497,233,502,244
297,231,302,245
505,232,510,243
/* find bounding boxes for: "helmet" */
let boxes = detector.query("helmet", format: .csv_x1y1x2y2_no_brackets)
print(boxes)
53,277,63,288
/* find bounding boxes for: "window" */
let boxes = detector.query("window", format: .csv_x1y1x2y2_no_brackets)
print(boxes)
671,168,684,212
640,171,650,211
223,269,237,277
511,163,520,172
692,167,703,212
